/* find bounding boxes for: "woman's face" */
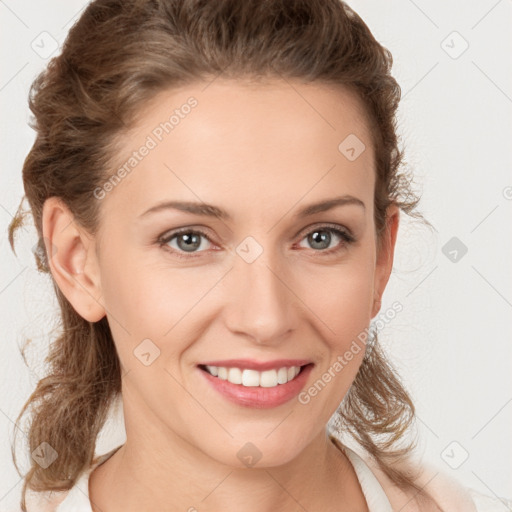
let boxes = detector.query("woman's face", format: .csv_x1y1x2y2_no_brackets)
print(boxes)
70,79,398,467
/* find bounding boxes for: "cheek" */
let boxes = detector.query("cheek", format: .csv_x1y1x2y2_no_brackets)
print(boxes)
298,256,374,390
99,242,209,329
99,250,226,367
293,274,373,425
299,256,375,335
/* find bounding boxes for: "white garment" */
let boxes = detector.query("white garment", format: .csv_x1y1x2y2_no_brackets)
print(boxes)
25,439,511,512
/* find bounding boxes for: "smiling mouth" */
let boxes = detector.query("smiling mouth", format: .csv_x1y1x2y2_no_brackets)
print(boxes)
198,363,312,388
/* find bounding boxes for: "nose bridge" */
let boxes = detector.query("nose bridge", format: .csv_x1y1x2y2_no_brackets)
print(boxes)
225,236,294,343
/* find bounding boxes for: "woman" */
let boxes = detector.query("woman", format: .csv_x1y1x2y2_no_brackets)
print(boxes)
8,0,509,510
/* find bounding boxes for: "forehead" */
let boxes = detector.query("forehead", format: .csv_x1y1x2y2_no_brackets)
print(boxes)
100,78,375,221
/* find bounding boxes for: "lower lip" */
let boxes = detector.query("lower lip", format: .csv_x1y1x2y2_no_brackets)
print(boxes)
198,364,314,409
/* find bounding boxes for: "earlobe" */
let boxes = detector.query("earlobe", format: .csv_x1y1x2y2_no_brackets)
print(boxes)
42,197,106,322
371,204,400,318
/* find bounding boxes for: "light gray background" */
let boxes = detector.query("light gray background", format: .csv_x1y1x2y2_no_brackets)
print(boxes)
1,0,511,510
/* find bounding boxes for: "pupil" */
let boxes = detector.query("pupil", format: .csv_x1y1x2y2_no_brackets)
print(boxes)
309,230,330,250
179,233,200,252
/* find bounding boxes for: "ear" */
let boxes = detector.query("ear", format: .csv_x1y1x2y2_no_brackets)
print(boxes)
371,204,400,318
41,197,105,322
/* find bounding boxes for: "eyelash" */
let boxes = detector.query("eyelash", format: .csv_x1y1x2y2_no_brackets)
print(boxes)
157,224,356,260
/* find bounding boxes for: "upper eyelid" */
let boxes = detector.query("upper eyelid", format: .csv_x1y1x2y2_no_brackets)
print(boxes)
158,227,213,243
294,222,353,241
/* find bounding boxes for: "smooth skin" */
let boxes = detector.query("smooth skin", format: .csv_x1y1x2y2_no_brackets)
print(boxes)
42,78,400,512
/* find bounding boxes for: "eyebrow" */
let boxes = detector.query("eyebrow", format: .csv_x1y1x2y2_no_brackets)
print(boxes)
139,194,365,221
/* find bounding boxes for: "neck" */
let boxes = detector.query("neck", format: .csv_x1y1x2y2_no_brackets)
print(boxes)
89,401,368,512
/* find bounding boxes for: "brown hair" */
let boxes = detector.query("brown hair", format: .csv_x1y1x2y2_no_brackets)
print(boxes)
8,0,438,510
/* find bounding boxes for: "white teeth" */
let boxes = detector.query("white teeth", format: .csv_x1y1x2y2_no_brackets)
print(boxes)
204,365,303,387
242,369,260,387
277,367,288,384
228,367,243,384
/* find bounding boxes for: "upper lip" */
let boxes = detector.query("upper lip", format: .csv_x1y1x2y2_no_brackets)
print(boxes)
198,359,313,371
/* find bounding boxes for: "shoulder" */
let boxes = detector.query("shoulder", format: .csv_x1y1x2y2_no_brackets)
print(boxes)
24,488,69,512
467,487,512,512
24,446,122,512
359,451,510,512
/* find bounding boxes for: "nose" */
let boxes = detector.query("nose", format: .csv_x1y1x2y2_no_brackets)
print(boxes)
223,244,296,345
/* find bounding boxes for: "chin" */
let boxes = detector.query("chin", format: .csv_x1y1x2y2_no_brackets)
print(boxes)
203,435,307,470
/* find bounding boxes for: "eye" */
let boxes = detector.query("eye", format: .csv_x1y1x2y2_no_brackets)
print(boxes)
157,224,356,259
158,228,214,258
297,225,355,255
